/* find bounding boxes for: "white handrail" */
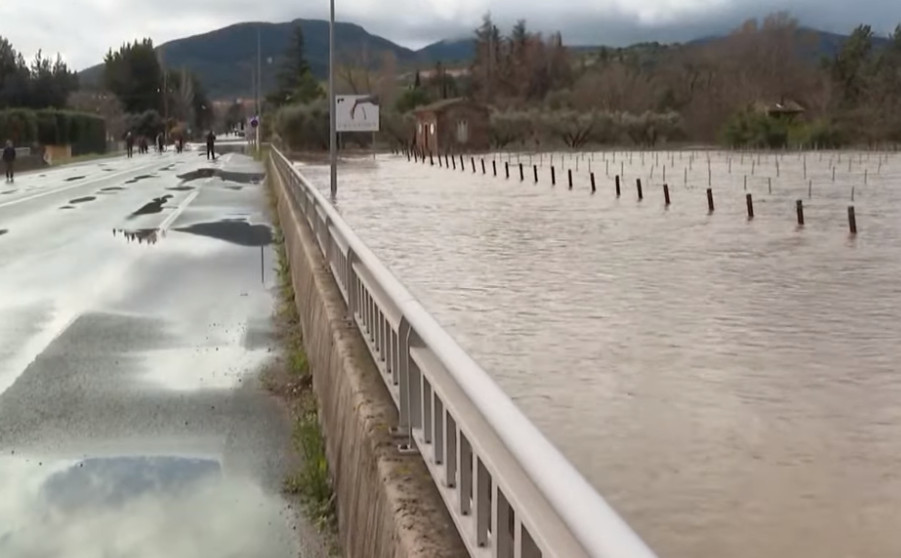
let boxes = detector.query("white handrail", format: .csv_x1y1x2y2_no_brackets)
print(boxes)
271,147,659,558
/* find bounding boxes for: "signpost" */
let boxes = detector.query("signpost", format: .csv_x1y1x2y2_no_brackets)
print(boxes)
335,95,381,133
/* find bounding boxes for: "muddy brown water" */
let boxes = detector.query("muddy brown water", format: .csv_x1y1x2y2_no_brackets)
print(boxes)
297,150,901,558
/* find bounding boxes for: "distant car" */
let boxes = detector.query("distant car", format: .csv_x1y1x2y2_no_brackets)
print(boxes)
235,131,245,137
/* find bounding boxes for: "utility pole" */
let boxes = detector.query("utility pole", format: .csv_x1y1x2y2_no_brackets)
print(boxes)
328,0,337,198
256,24,262,152
159,50,168,144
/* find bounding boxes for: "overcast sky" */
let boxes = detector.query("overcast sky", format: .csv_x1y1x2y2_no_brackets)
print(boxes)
0,0,897,70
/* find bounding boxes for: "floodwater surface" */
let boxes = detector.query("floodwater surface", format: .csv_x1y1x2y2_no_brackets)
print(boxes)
298,150,901,558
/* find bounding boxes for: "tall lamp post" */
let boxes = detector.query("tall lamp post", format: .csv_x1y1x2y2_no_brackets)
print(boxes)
256,24,262,153
328,0,337,198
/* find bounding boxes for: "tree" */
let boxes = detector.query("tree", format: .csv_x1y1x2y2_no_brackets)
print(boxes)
0,36,78,109
267,24,323,107
103,39,164,113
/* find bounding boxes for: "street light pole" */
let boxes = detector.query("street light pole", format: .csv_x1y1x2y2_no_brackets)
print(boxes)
256,24,262,153
328,0,337,198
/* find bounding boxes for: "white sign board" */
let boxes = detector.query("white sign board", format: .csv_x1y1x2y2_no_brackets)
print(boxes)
336,94,380,132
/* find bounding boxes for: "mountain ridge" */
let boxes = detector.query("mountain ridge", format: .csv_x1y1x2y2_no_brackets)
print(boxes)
78,18,886,101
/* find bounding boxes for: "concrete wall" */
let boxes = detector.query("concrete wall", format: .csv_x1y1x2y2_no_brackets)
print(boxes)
270,162,466,558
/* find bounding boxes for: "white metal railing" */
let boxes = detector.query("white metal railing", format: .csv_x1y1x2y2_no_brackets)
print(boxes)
270,147,660,558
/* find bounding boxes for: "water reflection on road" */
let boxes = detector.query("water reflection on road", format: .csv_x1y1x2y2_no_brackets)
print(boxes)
0,455,294,557
298,151,901,558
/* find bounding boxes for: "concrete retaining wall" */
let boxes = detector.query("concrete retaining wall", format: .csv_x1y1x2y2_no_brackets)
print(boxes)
270,161,466,558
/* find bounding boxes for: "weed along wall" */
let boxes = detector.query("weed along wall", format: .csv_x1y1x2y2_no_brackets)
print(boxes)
267,159,465,558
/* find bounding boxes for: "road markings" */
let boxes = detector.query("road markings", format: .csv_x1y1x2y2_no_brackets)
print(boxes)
0,160,169,209
159,190,201,232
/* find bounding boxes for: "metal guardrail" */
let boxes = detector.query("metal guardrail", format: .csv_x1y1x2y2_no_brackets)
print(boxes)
270,146,659,558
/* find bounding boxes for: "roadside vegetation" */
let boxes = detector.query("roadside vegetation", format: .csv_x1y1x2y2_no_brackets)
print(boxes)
266,13,901,151
261,166,339,555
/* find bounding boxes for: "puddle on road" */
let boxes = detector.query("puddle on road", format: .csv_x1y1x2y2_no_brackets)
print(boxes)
0,455,296,557
124,174,155,185
114,228,161,245
69,196,96,204
167,185,195,192
130,195,173,217
0,229,8,236
101,186,124,192
1,190,15,195
65,176,86,182
177,168,216,183
175,219,272,247
103,169,114,172
59,205,75,210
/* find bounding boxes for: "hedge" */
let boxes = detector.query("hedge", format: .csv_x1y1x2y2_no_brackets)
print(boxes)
0,109,107,155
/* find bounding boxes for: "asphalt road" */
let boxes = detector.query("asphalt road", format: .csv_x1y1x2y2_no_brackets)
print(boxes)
0,144,316,556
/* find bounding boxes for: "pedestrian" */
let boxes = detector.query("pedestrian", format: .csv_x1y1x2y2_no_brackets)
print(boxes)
2,140,16,183
206,130,216,160
156,132,164,154
125,131,135,158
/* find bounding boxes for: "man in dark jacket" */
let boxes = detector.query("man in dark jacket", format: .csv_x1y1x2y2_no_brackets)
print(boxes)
2,140,15,183
206,130,216,160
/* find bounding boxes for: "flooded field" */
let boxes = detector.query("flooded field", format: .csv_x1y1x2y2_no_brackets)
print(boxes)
297,150,901,558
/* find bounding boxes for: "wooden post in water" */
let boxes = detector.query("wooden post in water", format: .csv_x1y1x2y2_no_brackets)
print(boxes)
429,152,434,165
636,178,643,201
706,188,715,212
471,157,476,173
796,200,804,226
568,169,573,189
519,163,524,181
551,166,556,185
533,165,538,183
590,172,596,194
848,206,857,234
663,183,671,206
452,155,456,170
808,180,812,199
615,175,621,197
746,193,754,219
481,159,486,174
492,160,497,176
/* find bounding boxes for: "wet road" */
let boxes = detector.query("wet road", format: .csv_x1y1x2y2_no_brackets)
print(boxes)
299,150,901,558
0,148,313,556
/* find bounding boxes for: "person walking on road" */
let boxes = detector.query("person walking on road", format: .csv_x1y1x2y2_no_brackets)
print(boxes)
156,132,164,154
3,140,16,183
206,130,216,160
125,132,135,158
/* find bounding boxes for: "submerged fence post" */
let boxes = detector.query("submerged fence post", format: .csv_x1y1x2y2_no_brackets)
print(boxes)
533,165,538,183
746,193,754,219
615,175,621,197
663,183,670,206
519,163,524,182
568,169,573,190
848,206,857,234
551,166,556,186
707,188,715,212
796,200,804,226
590,172,596,194
636,178,643,201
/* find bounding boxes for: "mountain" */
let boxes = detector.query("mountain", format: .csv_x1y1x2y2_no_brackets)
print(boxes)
79,19,891,102
687,27,891,60
80,19,420,100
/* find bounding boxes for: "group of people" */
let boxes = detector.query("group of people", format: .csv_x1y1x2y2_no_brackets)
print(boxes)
124,131,216,159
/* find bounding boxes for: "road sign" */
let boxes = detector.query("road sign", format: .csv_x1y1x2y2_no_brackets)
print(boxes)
250,117,259,129
335,95,380,132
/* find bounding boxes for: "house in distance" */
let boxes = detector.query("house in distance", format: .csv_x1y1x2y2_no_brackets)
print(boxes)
413,98,490,154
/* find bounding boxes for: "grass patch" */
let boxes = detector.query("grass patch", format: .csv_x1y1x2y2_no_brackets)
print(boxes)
263,158,339,550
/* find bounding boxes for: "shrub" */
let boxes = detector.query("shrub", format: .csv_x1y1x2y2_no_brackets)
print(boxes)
274,100,330,151
0,109,107,154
